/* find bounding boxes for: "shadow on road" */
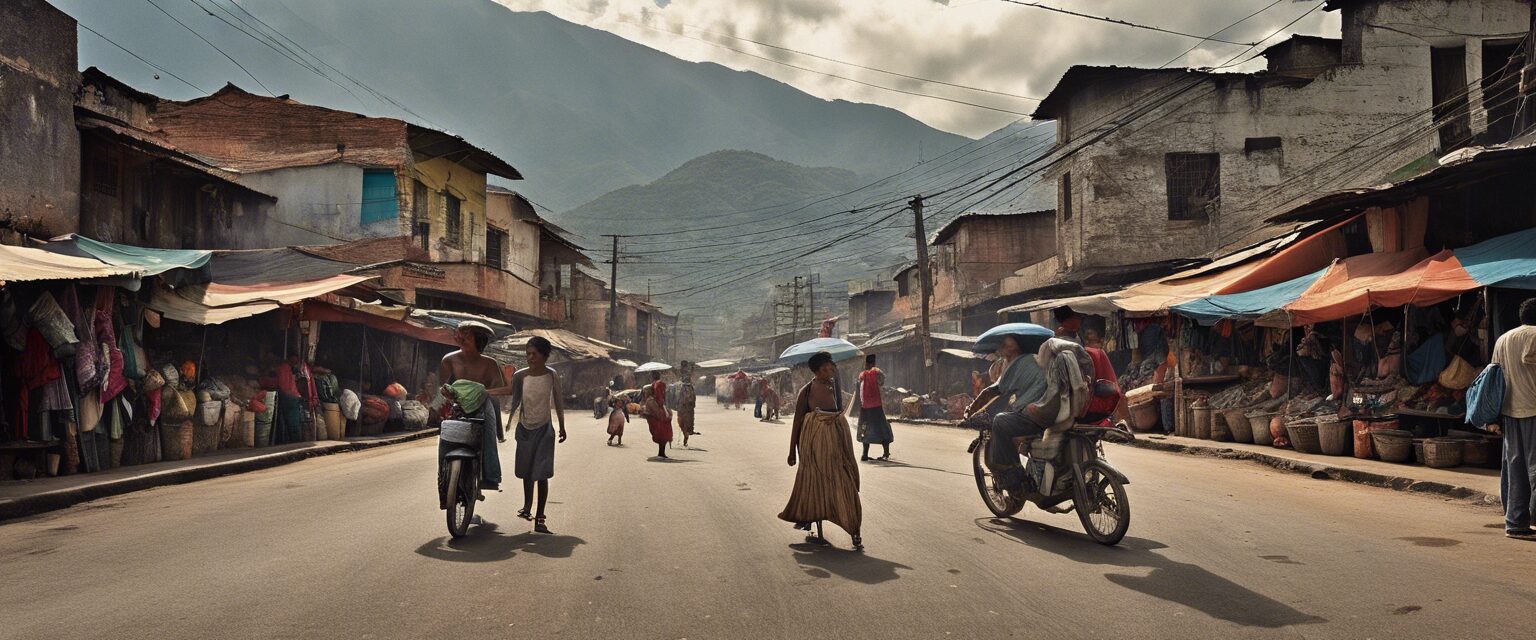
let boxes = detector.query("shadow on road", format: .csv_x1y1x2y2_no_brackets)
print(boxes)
788,542,912,584
648,457,696,463
864,459,970,478
415,521,586,563
975,518,1326,629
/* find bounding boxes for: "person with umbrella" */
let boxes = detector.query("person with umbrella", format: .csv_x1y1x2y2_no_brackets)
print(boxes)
644,369,674,458
779,351,863,550
966,325,1051,491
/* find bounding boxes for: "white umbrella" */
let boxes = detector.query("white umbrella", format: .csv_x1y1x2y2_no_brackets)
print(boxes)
635,361,672,373
778,337,861,366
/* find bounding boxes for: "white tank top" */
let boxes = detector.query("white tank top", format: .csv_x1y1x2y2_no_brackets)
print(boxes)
520,373,554,428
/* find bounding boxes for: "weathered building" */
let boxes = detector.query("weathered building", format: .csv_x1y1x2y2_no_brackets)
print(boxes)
75,69,276,249
1020,0,1530,295
151,85,522,263
0,0,79,239
928,210,1057,334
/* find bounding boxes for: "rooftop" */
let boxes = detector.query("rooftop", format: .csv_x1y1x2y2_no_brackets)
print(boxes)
929,209,1054,246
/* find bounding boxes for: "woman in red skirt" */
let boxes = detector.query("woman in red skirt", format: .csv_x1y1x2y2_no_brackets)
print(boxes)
645,371,674,458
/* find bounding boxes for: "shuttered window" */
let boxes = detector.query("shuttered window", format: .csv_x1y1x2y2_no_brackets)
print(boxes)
444,194,462,247
486,227,507,270
360,170,397,225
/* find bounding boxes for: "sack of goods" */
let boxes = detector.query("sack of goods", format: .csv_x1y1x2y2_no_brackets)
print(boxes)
340,389,362,421
162,387,196,423
360,395,390,424
197,377,231,401
401,400,430,430
197,400,224,426
384,382,408,400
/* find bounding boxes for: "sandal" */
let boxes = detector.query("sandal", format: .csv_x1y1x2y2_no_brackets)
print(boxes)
852,535,864,550
517,508,532,521
534,516,551,534
793,521,813,531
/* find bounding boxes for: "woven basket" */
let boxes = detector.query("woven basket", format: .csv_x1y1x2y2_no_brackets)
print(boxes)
159,421,193,461
1459,437,1493,467
1316,418,1350,456
1192,405,1213,440
1223,408,1253,443
1210,411,1232,442
1424,438,1464,468
1286,419,1322,454
1248,411,1277,446
1372,429,1414,463
1128,399,1161,432
1413,439,1426,465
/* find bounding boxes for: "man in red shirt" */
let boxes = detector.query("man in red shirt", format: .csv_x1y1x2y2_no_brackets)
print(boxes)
856,354,893,461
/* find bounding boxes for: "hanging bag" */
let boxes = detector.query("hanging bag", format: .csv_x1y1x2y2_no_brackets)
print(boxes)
1438,356,1479,390
1466,363,1505,427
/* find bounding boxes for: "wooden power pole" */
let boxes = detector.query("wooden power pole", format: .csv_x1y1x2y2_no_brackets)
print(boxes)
605,234,620,343
911,195,934,397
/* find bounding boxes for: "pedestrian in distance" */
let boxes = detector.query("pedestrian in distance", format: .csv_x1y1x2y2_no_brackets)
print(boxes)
645,370,674,458
498,335,567,534
779,351,863,550
856,354,893,461
1490,299,1536,540
677,361,701,448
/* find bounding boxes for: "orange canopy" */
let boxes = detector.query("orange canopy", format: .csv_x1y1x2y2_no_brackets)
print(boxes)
1279,249,1480,326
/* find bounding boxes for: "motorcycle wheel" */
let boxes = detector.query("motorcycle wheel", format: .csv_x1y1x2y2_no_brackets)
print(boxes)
972,432,1024,518
1074,460,1130,546
446,459,475,538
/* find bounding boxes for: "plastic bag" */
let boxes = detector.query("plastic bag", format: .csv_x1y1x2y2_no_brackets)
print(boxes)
197,400,223,426
197,377,231,401
401,400,430,430
384,382,408,400
340,389,361,421
159,363,181,389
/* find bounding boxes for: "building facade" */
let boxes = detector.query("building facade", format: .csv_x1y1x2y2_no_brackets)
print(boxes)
0,0,79,240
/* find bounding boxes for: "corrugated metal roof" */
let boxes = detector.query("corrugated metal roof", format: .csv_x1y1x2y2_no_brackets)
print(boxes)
928,209,1054,246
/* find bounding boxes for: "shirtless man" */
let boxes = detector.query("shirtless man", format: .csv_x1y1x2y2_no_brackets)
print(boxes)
438,321,506,490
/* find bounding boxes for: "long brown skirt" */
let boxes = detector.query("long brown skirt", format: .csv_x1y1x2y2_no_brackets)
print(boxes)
778,409,862,535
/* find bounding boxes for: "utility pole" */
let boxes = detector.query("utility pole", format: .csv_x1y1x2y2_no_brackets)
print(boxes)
604,234,621,343
791,275,803,344
911,195,934,397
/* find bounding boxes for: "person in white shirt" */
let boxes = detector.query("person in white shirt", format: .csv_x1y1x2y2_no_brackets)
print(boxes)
1491,300,1536,540
500,336,567,534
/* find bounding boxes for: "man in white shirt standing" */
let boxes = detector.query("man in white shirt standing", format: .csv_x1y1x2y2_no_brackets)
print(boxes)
1491,300,1536,540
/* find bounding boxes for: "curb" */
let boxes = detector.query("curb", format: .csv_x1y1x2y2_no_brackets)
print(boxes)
0,428,437,522
1124,437,1501,507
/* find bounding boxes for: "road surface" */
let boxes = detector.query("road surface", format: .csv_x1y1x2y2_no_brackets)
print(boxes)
2,401,1531,639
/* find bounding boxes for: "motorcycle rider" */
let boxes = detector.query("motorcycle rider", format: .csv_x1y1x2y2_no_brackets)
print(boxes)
438,321,505,491
965,334,1048,491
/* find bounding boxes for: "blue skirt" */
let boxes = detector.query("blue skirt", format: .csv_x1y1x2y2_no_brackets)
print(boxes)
857,405,894,444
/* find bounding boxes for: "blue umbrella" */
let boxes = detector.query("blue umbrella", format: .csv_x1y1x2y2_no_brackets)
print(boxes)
778,337,861,366
973,322,1053,355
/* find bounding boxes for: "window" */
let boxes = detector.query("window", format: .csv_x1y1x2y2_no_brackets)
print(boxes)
360,170,397,225
1431,46,1473,152
88,146,121,197
415,222,430,251
412,180,429,222
486,227,507,270
897,271,911,297
1164,153,1220,221
1060,172,1072,221
1482,40,1523,145
444,194,462,247
1244,137,1282,153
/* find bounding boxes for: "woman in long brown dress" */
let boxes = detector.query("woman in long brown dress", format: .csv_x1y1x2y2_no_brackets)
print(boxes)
779,351,862,549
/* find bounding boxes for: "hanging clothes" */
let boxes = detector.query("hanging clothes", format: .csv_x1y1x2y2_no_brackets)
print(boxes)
93,287,127,403
17,330,61,440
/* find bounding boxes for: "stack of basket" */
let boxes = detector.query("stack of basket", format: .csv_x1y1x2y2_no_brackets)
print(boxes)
1285,416,1323,454
1371,429,1415,463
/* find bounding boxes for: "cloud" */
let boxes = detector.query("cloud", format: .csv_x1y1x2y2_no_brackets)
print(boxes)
494,0,1338,137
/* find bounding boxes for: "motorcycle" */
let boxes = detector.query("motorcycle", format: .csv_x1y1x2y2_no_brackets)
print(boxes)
967,415,1135,546
438,402,485,538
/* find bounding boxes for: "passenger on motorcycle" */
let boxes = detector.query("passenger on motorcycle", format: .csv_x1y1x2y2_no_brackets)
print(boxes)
964,334,1048,491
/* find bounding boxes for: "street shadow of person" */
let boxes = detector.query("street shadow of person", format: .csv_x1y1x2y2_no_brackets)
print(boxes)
789,542,911,585
648,456,696,463
415,521,586,563
975,518,1326,629
865,459,970,478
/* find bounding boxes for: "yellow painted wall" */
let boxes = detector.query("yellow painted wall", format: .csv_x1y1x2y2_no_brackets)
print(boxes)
409,157,487,264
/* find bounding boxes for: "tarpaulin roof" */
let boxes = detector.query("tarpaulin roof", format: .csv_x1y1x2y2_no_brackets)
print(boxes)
1175,226,1536,327
0,243,142,283
1000,217,1352,316
300,300,456,345
40,235,211,287
694,359,738,370
488,328,629,364
150,274,373,325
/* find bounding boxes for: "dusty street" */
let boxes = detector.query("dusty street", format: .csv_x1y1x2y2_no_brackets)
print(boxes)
1,401,1530,639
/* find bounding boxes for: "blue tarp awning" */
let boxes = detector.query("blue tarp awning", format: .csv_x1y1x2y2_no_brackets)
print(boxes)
42,235,212,287
1456,227,1536,290
1172,268,1325,325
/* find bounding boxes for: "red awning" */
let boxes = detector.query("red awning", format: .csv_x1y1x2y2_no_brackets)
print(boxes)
300,301,456,345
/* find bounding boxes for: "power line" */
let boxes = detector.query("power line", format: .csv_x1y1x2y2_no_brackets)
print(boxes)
996,0,1260,46
75,22,207,93
622,18,1035,116
658,21,1040,101
1159,0,1290,68
142,0,276,95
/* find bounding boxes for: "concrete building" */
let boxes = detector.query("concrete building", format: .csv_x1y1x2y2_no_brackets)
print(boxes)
0,0,79,240
75,69,277,249
1016,0,1531,298
151,85,522,264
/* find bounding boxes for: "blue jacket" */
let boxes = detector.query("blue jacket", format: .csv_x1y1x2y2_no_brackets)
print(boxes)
1466,363,1505,427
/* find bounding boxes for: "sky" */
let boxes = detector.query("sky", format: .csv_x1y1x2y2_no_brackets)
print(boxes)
492,0,1339,137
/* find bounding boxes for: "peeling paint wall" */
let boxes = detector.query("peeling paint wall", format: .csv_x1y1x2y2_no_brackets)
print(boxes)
0,0,79,238
1046,0,1530,271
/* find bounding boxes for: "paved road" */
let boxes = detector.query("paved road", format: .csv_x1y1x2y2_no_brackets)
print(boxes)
2,401,1533,639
